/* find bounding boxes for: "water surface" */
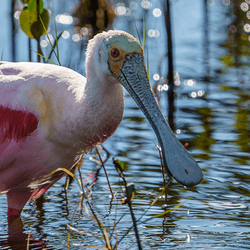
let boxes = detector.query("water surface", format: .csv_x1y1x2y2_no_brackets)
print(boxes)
0,0,250,249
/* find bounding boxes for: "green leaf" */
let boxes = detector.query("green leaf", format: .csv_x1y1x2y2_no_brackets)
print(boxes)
20,7,49,40
31,8,49,40
113,158,125,171
28,0,44,15
20,9,36,39
20,0,32,4
153,203,183,218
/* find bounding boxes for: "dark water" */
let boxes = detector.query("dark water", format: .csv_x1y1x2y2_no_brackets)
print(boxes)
0,0,250,249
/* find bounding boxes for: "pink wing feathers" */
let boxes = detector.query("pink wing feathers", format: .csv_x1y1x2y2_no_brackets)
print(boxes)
0,65,40,216
0,62,83,216
0,63,39,152
0,106,38,144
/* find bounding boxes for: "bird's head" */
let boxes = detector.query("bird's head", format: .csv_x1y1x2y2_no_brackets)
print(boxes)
86,30,142,81
86,30,203,187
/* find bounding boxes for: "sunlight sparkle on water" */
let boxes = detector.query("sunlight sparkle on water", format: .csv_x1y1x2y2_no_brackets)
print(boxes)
55,14,73,25
62,30,70,39
244,23,250,32
153,73,160,81
247,11,250,19
115,3,130,16
190,90,205,98
148,29,160,37
14,11,21,19
40,40,48,48
72,34,81,42
115,5,126,16
141,0,152,9
153,8,162,17
130,1,138,10
174,72,181,86
241,2,249,11
198,90,205,96
184,79,197,86
80,27,89,36
162,204,168,209
191,92,197,98
45,34,54,44
209,201,247,209
157,84,168,92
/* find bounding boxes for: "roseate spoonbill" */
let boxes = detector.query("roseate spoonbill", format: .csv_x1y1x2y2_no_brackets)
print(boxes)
0,30,202,217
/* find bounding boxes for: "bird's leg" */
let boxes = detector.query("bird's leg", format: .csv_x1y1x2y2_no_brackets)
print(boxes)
7,215,24,234
7,188,32,217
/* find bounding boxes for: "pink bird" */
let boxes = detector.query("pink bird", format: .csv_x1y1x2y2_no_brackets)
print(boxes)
0,30,202,217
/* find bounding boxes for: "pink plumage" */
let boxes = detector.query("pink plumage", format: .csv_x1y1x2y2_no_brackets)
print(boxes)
0,30,202,218
0,33,125,217
0,106,38,142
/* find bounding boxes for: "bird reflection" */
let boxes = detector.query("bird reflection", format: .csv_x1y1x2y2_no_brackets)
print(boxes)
0,216,49,249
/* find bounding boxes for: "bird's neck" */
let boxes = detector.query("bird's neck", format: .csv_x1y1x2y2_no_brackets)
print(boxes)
75,73,124,153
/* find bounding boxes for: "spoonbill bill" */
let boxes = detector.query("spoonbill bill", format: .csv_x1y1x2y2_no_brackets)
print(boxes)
0,30,202,217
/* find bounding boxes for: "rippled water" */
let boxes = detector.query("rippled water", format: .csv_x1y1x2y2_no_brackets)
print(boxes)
0,0,250,249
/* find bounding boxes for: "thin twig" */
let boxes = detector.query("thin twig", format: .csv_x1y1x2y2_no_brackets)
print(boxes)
115,162,142,250
86,200,112,249
26,232,30,250
95,146,113,198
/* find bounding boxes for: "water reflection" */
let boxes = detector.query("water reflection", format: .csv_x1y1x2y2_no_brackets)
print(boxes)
0,217,49,249
220,0,250,68
218,0,250,167
1,0,250,249
234,88,250,158
192,107,216,160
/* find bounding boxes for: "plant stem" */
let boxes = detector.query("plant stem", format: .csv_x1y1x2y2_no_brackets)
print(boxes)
115,163,142,250
36,0,41,62
11,0,16,62
95,146,113,198
164,0,175,130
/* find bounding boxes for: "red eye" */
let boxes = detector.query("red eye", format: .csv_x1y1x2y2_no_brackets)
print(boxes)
111,48,120,57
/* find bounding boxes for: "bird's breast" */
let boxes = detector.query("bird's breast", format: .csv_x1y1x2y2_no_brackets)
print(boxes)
77,90,124,152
